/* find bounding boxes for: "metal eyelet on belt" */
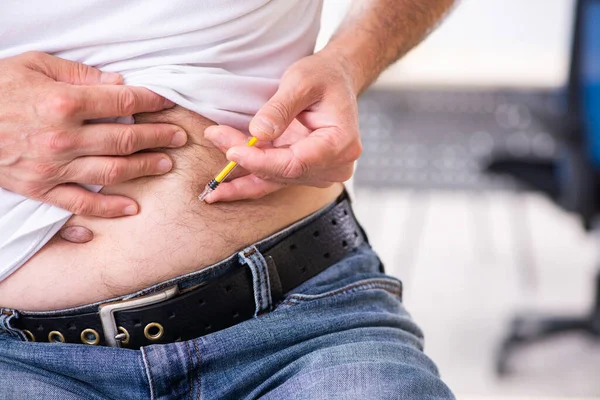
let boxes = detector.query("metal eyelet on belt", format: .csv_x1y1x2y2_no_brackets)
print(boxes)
144,322,164,341
80,329,100,346
48,331,65,343
116,326,130,345
22,329,35,342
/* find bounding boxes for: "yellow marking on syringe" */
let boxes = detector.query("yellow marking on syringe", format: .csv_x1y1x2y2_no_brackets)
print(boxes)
198,136,259,202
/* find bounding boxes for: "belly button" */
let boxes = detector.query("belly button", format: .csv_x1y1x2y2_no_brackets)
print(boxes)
59,225,94,244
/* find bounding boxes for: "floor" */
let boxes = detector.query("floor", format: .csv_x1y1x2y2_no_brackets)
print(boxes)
352,188,600,399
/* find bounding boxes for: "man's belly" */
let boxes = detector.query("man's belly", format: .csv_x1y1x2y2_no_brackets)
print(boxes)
0,106,342,311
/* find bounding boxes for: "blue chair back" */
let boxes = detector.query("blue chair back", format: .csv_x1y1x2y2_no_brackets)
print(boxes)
575,0,600,167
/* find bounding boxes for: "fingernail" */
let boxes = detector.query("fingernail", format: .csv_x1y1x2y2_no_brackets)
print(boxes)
123,205,138,215
157,158,173,173
100,72,122,84
170,131,187,147
163,98,175,108
251,117,275,137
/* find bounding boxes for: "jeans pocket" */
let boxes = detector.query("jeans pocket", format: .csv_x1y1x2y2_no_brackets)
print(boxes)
277,277,402,309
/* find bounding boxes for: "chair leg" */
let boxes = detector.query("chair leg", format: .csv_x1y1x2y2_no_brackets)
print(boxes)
495,271,600,376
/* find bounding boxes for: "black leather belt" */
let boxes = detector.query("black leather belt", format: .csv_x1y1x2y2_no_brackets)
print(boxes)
12,192,366,349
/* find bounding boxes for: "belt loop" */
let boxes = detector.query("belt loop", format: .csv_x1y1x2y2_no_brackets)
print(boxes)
0,308,26,341
238,245,273,316
264,255,283,303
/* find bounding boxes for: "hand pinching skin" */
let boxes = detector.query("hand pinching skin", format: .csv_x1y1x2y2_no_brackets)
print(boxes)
0,52,187,217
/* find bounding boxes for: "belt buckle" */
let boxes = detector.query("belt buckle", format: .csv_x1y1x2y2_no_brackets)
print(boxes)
98,286,179,347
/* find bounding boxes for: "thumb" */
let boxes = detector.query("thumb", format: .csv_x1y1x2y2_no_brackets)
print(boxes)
250,79,321,141
27,52,122,85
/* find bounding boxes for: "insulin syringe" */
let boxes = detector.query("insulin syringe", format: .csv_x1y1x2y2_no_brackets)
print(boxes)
198,136,258,202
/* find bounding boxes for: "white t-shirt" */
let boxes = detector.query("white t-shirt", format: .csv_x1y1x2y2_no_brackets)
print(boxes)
0,0,324,281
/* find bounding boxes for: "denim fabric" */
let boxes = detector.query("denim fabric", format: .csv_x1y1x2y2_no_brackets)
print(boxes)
0,242,455,399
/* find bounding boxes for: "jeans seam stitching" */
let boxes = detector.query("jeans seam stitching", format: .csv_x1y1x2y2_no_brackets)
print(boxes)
141,347,156,400
193,339,202,400
185,340,194,400
280,279,402,306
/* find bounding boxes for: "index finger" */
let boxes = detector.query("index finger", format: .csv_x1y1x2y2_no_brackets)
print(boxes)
227,131,342,180
71,85,173,119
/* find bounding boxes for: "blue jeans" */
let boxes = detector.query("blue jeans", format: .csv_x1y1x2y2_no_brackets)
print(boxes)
0,226,454,399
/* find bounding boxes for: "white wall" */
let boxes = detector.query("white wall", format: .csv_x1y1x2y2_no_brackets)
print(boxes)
318,0,576,88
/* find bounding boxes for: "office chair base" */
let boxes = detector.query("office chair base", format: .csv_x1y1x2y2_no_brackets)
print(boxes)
495,272,600,376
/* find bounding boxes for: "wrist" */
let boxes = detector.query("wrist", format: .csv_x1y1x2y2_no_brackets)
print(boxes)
318,38,379,96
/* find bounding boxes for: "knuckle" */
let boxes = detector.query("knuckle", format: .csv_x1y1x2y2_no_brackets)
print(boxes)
72,62,92,84
254,172,271,181
343,140,363,163
283,68,309,86
32,161,58,178
116,126,138,155
20,183,42,199
41,130,74,154
136,158,154,176
284,68,322,96
322,126,362,162
44,93,77,118
268,101,292,124
117,87,137,115
68,196,90,215
281,157,310,180
135,155,154,172
323,126,346,149
339,166,355,182
103,162,122,185
294,80,312,98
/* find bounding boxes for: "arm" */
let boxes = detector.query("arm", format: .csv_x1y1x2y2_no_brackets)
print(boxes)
327,0,456,95
203,0,455,202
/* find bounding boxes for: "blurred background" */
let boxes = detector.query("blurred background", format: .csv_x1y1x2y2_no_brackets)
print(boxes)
319,0,600,399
